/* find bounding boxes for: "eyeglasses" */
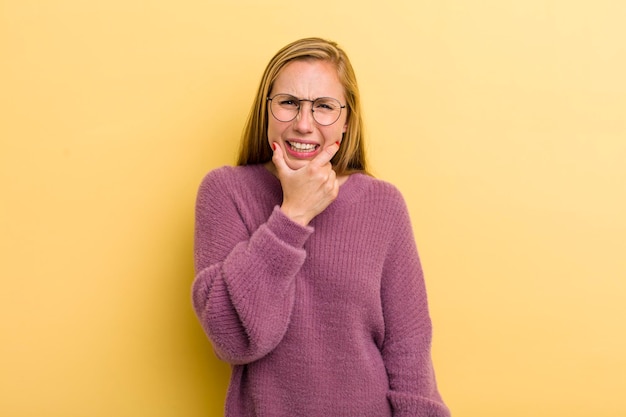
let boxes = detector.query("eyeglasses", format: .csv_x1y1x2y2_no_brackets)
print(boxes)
267,94,346,126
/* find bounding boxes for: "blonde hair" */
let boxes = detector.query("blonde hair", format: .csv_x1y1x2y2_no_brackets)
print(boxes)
236,37,368,175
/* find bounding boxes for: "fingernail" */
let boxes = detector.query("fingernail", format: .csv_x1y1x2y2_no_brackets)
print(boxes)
335,141,341,147
272,143,277,151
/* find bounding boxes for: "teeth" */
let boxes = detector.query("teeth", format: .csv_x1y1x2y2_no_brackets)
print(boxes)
288,142,317,152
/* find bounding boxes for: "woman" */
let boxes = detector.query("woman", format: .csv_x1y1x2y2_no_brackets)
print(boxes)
192,37,450,417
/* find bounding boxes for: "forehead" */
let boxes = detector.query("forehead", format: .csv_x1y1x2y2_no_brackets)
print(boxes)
271,59,345,99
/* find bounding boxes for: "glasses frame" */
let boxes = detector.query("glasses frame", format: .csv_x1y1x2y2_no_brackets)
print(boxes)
267,94,346,126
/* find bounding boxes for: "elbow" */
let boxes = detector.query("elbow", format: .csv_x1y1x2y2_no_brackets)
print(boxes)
194,293,288,366
207,327,283,365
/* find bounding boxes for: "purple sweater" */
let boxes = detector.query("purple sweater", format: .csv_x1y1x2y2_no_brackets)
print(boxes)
192,164,450,417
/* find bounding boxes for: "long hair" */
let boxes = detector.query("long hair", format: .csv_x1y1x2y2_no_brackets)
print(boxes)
236,37,368,176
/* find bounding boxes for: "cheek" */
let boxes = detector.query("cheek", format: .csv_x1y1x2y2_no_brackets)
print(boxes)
325,124,347,142
337,113,348,136
266,119,281,141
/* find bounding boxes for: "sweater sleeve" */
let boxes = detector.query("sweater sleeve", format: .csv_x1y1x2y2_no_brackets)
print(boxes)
191,169,313,365
380,189,450,417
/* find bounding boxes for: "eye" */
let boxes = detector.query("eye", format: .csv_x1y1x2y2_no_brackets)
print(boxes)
277,95,299,108
314,98,339,112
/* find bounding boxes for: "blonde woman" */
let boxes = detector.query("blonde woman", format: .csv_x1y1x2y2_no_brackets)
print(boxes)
192,37,450,417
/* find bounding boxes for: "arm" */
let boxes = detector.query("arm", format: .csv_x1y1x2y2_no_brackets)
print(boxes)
191,169,312,365
380,191,451,417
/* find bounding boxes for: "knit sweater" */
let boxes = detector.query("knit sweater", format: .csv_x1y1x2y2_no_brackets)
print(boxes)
192,164,450,417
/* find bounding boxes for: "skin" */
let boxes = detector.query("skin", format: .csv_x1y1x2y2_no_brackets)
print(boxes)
265,60,349,227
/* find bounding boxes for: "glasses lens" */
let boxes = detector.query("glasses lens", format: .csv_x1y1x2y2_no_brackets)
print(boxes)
312,97,342,126
269,95,343,125
270,94,299,122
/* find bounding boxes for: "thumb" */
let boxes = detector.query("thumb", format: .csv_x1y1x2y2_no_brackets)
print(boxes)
311,141,340,168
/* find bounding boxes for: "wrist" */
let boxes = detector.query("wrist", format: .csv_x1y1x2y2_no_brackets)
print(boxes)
279,205,311,227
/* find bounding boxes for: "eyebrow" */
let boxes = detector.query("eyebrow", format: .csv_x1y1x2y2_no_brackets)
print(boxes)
271,93,345,104
277,94,330,99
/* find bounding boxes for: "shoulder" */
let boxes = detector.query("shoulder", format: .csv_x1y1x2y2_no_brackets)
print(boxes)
198,164,268,194
335,174,413,234
199,165,254,187
196,164,281,212
196,165,251,205
348,173,408,210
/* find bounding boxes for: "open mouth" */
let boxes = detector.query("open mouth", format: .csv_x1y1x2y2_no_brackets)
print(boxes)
287,141,319,153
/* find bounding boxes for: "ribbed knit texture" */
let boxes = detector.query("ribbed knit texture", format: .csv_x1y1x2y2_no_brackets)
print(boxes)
192,164,450,417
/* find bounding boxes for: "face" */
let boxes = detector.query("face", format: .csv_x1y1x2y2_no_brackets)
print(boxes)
267,59,348,171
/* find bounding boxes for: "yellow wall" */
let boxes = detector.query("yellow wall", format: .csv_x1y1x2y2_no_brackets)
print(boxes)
1,1,625,416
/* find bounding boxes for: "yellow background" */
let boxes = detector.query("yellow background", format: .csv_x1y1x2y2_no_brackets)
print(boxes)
1,0,625,416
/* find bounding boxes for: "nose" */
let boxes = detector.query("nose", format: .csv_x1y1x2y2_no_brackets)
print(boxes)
293,101,314,132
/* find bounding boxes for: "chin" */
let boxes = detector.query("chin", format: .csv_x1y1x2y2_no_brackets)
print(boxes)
286,160,308,170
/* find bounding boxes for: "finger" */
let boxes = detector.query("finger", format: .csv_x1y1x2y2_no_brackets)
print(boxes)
327,173,340,198
311,141,340,168
271,143,292,175
327,167,337,184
